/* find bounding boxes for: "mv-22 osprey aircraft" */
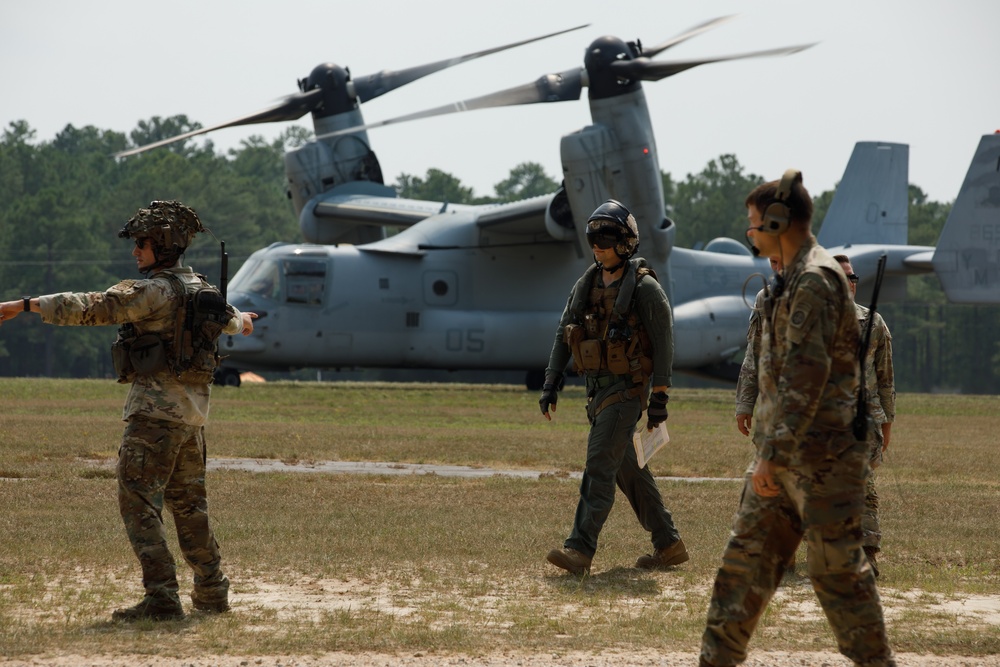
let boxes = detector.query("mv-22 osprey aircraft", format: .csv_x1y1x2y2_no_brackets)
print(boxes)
119,19,1000,388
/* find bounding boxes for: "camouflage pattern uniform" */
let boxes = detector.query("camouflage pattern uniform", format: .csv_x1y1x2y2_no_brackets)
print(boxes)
39,266,243,612
734,287,765,435
546,258,682,559
700,238,894,667
856,304,895,552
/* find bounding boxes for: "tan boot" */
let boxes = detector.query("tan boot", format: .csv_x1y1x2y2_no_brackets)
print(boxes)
191,575,231,613
546,547,592,575
111,596,184,622
635,538,689,570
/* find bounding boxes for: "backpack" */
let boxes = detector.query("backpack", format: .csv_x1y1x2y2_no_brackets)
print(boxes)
165,272,232,385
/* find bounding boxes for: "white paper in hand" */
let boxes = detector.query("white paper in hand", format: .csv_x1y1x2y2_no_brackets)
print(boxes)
633,422,669,468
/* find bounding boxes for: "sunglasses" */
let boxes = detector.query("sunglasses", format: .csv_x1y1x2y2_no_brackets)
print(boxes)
588,233,619,250
846,273,860,284
134,238,149,250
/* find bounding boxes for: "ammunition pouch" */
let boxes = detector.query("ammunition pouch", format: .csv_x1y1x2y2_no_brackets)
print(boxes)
129,334,168,376
111,329,136,384
606,340,629,374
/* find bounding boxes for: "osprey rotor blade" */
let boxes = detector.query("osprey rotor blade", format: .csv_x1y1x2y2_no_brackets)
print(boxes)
318,67,586,140
639,15,736,59
113,89,324,158
611,43,816,82
353,24,589,103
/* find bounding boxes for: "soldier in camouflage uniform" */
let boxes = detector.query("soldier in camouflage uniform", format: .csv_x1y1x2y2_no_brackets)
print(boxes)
699,173,895,666
834,255,895,578
735,258,781,449
539,200,687,576
0,200,257,622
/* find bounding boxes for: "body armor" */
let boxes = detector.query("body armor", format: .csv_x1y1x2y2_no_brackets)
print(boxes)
565,262,654,389
112,273,230,385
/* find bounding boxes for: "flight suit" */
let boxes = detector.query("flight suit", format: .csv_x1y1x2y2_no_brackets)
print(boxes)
546,258,681,558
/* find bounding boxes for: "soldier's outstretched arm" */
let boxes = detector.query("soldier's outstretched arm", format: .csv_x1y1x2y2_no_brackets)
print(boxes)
0,298,37,323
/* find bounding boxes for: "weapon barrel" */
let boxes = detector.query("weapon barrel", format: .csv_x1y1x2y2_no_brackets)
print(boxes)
853,254,887,441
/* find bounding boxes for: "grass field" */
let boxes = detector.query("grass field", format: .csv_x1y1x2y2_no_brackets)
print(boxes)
1,378,998,661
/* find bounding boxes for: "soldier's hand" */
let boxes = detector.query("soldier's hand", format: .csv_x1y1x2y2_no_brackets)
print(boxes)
736,413,752,436
752,458,781,497
539,383,559,421
646,391,669,431
240,312,258,336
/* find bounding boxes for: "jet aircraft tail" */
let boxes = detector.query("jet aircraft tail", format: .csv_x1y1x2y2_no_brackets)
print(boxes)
931,133,1000,304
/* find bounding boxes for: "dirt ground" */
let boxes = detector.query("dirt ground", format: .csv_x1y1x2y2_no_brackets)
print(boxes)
6,460,998,666
2,649,999,666
4,573,998,667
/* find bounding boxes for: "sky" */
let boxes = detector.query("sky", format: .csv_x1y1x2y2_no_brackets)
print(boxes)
2,0,998,205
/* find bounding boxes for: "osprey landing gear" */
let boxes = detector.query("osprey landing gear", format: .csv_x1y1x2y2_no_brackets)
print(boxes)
214,367,241,387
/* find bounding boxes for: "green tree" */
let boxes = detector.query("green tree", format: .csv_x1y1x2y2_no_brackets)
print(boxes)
492,162,558,202
394,168,478,204
663,155,764,249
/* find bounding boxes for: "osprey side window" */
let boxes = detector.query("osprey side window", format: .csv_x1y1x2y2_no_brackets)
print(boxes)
284,259,326,305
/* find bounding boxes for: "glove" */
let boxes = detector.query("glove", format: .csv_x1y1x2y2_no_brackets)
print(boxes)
539,383,559,418
539,371,562,419
645,391,669,430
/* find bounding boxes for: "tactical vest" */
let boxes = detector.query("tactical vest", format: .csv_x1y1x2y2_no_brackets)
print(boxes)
565,263,655,390
111,273,231,385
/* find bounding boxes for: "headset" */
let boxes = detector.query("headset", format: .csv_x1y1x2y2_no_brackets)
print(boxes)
760,168,801,235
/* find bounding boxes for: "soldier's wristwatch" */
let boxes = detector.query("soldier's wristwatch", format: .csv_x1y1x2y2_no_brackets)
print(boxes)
22,297,31,312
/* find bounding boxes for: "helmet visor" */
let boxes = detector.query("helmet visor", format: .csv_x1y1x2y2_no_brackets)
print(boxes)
587,231,620,249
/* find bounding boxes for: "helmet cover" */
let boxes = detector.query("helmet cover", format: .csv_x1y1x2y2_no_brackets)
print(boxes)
118,200,204,251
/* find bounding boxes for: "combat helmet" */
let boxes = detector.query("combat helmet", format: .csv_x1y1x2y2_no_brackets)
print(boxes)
119,200,204,272
586,199,639,260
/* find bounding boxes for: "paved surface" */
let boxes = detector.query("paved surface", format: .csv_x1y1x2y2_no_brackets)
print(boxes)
208,457,742,483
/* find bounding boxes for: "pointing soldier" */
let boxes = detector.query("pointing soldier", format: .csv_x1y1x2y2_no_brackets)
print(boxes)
539,199,688,575
0,200,257,622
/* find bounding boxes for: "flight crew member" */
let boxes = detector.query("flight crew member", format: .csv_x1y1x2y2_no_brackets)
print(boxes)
834,254,895,578
0,200,257,622
539,199,688,575
700,172,895,666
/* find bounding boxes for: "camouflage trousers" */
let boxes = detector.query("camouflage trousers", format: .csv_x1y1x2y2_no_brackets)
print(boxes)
700,439,894,667
862,426,885,550
118,416,226,605
564,383,680,558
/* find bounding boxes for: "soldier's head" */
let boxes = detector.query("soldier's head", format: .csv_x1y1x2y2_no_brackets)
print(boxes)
119,200,204,274
586,199,639,268
745,170,812,260
834,253,859,298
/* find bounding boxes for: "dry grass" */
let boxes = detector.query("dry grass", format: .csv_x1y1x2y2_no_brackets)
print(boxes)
0,378,998,660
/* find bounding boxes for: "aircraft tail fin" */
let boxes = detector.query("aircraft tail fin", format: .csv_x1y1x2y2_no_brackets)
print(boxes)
932,133,1000,304
816,142,909,247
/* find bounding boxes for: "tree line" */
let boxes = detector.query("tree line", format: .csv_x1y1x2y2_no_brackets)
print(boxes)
1,118,998,393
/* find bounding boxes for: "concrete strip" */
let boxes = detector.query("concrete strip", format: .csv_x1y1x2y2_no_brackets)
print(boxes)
208,457,742,483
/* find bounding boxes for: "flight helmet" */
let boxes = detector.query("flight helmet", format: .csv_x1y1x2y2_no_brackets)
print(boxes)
585,199,639,260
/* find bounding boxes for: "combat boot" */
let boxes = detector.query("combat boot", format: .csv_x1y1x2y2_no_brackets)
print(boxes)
635,538,689,570
191,575,231,613
112,595,184,622
546,547,592,575
864,546,880,578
